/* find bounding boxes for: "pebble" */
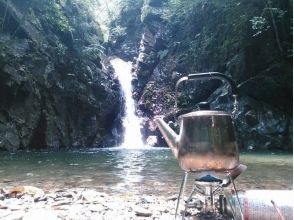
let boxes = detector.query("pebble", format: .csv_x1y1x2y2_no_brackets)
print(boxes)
88,204,105,212
133,205,153,217
22,210,60,220
2,210,25,220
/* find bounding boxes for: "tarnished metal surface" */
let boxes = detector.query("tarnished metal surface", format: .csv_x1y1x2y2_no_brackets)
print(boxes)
179,111,230,117
155,118,179,159
156,112,239,172
178,112,239,171
157,72,240,172
235,190,293,220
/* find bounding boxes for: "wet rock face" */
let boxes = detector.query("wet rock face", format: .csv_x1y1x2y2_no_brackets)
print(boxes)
235,97,292,151
121,0,292,150
106,0,293,151
132,25,166,99
0,1,120,150
132,5,167,99
107,1,144,60
209,87,292,151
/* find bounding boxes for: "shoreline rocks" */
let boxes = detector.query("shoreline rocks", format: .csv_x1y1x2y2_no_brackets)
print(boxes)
0,186,177,220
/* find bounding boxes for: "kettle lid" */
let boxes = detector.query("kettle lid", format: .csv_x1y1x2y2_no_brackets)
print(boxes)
179,111,231,118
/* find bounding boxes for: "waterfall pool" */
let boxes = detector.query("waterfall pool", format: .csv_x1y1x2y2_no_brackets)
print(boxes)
0,148,292,196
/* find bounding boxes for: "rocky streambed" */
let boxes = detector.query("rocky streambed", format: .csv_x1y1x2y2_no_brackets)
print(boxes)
0,186,178,220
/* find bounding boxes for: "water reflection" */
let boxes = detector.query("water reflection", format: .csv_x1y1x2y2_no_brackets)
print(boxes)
114,150,144,192
0,149,292,196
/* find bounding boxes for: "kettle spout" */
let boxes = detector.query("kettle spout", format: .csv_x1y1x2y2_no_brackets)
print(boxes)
155,118,179,158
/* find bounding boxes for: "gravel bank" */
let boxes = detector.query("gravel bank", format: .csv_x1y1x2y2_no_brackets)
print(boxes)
0,186,178,220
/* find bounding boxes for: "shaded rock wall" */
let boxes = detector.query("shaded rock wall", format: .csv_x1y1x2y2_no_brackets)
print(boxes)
0,0,291,151
106,0,144,60
110,0,292,150
0,0,120,151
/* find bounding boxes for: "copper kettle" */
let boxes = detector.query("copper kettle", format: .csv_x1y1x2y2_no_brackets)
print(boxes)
155,72,239,172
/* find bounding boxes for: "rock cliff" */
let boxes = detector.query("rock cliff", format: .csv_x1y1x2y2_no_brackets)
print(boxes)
0,0,120,150
0,0,292,151
110,0,293,151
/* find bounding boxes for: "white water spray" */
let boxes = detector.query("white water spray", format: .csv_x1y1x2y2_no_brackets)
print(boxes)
110,58,144,148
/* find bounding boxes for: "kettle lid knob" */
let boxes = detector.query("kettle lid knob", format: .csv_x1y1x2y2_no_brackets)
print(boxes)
198,102,210,110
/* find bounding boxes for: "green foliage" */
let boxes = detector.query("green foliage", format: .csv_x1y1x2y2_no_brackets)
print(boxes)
250,5,287,37
82,43,105,60
111,25,126,36
162,0,288,72
250,16,270,36
94,0,144,41
157,49,169,60
43,1,73,33
23,0,73,33
162,0,200,21
56,42,67,56
144,0,167,7
141,5,152,22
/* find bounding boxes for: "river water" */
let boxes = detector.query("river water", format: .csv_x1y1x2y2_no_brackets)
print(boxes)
0,149,292,196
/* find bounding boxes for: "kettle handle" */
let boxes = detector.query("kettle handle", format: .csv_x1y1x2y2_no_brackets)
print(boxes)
175,72,238,108
187,72,238,95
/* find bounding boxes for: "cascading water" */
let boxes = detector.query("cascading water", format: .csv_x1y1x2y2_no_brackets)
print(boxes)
110,58,144,148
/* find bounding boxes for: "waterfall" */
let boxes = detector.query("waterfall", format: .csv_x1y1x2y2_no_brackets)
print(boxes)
110,58,144,148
